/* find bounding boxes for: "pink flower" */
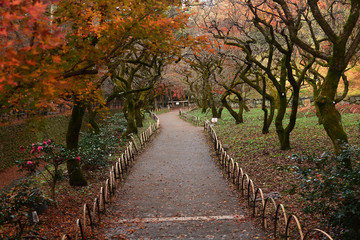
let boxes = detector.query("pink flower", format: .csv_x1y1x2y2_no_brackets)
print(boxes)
43,141,47,145
20,146,25,152
30,149,35,154
77,156,81,162
37,146,42,152
55,157,63,163
27,161,33,165
47,139,51,144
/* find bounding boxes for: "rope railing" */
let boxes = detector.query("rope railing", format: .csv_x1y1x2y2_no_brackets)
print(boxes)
203,120,333,240
61,112,160,239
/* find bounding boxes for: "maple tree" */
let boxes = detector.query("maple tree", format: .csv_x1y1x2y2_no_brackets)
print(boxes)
218,66,252,124
1,0,190,186
0,0,64,115
182,39,227,118
109,53,165,135
270,0,360,168
198,0,360,159
152,71,189,109
53,0,189,184
203,0,315,149
102,8,189,135
181,2,268,125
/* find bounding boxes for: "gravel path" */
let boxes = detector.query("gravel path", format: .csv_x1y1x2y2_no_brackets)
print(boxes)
97,111,264,239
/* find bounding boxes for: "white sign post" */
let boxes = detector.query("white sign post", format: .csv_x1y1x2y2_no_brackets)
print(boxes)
32,211,39,223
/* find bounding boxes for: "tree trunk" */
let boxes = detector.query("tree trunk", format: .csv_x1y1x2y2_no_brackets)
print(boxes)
205,78,221,119
309,82,322,125
209,94,218,118
216,107,223,118
316,67,351,169
201,90,207,113
51,177,56,201
275,74,301,150
275,54,302,151
221,91,244,124
135,107,143,128
154,97,158,110
275,92,290,150
278,130,290,150
283,84,301,149
263,97,275,134
124,95,138,136
169,90,173,108
66,100,88,186
237,102,244,124
262,107,269,134
261,76,271,134
240,74,275,134
88,105,100,134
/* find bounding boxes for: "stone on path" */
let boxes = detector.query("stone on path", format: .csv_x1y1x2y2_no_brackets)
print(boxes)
97,111,265,239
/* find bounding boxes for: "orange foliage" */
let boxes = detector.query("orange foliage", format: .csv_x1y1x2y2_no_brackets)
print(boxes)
1,0,191,114
0,0,64,113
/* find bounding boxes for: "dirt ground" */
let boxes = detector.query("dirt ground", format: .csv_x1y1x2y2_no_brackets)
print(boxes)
93,111,265,239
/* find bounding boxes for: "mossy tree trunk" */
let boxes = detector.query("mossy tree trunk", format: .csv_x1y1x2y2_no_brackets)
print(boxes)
204,75,222,118
310,82,322,125
124,94,138,136
135,91,151,128
316,66,350,168
221,90,244,124
135,104,143,128
154,97,159,110
261,76,275,134
239,72,275,134
201,80,207,113
66,99,88,186
274,56,292,150
87,105,100,134
262,97,275,134
272,0,360,169
275,90,290,150
274,55,303,150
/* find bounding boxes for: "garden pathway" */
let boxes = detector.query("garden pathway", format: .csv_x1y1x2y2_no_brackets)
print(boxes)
97,110,265,239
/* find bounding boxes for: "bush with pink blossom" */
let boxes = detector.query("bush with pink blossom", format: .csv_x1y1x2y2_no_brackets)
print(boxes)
16,140,76,200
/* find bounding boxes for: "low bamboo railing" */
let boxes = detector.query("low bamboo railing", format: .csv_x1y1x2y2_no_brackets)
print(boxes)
61,112,160,240
203,120,333,240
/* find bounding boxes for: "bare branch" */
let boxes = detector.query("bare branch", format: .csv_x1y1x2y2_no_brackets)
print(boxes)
308,0,338,42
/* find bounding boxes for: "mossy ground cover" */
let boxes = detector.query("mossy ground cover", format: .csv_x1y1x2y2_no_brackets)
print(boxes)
0,110,124,171
185,107,360,235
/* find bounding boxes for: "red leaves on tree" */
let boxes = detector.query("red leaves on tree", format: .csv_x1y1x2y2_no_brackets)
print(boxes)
0,0,65,113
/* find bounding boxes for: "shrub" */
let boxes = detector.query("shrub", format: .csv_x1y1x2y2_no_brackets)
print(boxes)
0,180,51,239
290,146,360,239
16,140,70,200
78,113,127,167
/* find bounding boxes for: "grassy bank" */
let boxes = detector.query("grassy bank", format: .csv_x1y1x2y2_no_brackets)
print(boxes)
0,116,70,170
185,107,360,236
0,110,123,171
